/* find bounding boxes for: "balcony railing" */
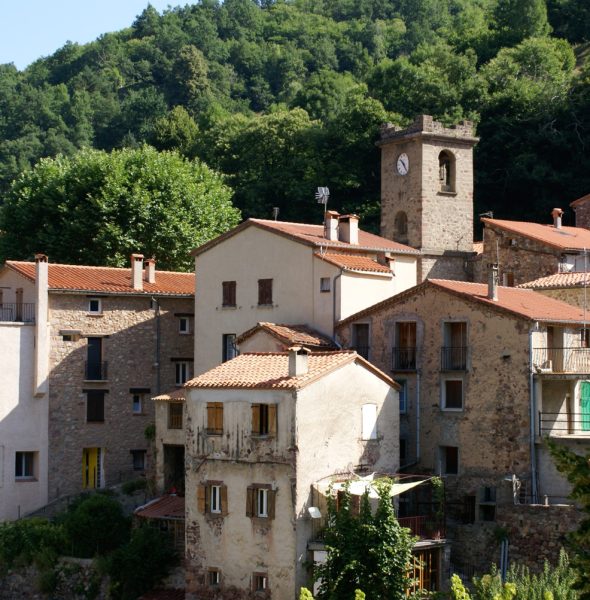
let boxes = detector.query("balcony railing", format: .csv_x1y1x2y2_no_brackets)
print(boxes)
84,361,108,381
440,346,468,370
398,515,445,540
0,303,35,323
539,411,590,436
354,345,370,360
532,347,590,374
392,347,417,371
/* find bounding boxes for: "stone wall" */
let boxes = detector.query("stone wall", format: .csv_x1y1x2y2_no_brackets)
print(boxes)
571,195,590,229
535,287,587,309
47,293,193,500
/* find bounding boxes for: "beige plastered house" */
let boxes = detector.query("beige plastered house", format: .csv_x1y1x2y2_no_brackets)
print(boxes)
183,348,400,599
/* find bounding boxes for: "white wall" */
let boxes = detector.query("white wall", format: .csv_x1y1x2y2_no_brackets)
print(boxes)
0,323,48,520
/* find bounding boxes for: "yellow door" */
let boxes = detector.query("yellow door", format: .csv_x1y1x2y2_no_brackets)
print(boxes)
82,448,100,489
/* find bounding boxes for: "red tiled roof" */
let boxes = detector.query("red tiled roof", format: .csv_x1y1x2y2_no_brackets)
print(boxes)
192,218,419,256
482,218,590,251
338,279,588,326
236,322,338,349
152,388,186,402
316,252,392,274
135,495,185,520
4,261,194,296
185,351,397,390
518,272,590,290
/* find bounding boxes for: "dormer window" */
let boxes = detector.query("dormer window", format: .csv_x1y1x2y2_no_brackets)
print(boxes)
438,150,455,193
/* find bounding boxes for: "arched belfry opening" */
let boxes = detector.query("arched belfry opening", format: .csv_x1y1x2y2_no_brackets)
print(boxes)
438,150,455,193
394,211,408,244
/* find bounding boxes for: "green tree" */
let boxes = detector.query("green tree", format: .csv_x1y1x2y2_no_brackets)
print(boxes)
493,0,551,48
315,479,415,600
0,146,240,270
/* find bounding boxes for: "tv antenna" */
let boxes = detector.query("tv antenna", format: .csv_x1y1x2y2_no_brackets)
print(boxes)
272,207,279,221
315,187,330,209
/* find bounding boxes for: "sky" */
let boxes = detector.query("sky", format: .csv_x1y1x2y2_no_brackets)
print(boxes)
0,1,187,70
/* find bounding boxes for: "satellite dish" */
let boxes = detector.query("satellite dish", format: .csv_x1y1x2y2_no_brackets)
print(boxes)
308,506,322,519
315,187,330,206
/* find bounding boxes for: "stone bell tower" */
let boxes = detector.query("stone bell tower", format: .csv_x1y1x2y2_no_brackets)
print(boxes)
378,115,478,282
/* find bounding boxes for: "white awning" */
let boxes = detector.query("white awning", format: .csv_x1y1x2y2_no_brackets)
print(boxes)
319,474,429,499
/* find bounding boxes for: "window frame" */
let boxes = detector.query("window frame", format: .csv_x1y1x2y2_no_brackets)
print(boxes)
251,403,277,437
178,316,190,334
131,449,146,471
258,278,273,306
210,484,222,514
15,451,36,480
206,402,223,436
397,379,408,414
168,402,183,429
222,333,237,362
252,573,268,592
132,393,143,415
246,484,276,520
86,390,106,423
175,361,190,386
88,297,102,314
442,378,463,411
208,568,221,586
440,445,459,475
222,281,237,308
320,277,331,293
198,481,228,517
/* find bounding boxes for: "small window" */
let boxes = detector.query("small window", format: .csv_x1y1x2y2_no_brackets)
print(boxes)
175,362,190,385
132,394,143,415
131,449,146,471
222,281,236,307
88,298,102,314
222,334,237,362
87,390,105,423
251,404,277,437
258,279,273,306
62,334,74,342
440,446,458,475
168,403,183,429
503,272,515,287
210,484,222,514
442,379,463,410
15,451,36,480
320,277,331,293
207,402,223,435
397,380,407,413
361,404,377,440
253,573,268,592
352,323,370,360
246,485,276,519
400,438,407,464
394,211,409,244
208,569,221,586
179,316,190,334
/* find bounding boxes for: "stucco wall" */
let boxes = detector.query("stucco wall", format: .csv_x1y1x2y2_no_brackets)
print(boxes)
154,400,186,492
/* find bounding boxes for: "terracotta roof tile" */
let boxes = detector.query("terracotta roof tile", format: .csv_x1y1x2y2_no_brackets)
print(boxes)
4,261,194,296
135,495,185,520
152,388,186,402
192,218,419,256
339,279,588,326
316,252,392,274
185,350,397,390
236,323,337,349
482,218,590,251
518,272,590,290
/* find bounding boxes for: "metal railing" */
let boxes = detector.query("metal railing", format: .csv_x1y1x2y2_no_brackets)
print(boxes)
440,346,468,370
84,361,108,381
539,411,590,436
0,303,35,323
398,515,445,540
532,347,590,373
392,347,417,371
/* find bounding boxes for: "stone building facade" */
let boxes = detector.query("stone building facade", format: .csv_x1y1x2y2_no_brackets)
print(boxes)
335,279,590,572
378,115,478,282
0,256,194,510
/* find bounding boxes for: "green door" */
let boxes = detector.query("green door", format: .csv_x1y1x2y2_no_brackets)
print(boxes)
581,382,590,432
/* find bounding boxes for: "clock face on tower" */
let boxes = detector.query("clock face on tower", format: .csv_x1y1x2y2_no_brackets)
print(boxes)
396,153,409,175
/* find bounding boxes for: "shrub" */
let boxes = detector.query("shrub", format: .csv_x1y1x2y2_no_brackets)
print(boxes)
121,479,148,495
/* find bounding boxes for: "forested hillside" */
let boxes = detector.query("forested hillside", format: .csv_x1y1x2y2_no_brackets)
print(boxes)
1,0,590,240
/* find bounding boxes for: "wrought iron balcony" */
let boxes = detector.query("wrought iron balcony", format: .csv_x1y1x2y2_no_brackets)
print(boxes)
0,303,35,323
440,346,468,370
532,347,590,374
392,346,417,371
539,411,590,436
84,361,108,381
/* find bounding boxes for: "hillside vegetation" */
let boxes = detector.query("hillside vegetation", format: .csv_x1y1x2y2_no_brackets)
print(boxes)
1,0,590,244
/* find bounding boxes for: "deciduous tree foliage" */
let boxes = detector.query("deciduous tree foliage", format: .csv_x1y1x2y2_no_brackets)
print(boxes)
0,146,240,270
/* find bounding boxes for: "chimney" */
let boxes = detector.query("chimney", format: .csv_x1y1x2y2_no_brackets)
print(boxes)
131,254,144,290
339,214,359,245
145,258,156,284
34,253,49,397
324,210,340,241
488,263,499,301
288,346,310,377
552,208,563,229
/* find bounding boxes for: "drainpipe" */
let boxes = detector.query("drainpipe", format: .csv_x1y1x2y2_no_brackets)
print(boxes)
332,269,343,341
529,323,538,503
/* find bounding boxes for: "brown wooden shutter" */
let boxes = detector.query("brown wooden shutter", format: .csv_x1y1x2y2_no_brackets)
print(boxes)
251,404,260,435
246,486,254,517
268,405,277,437
197,484,206,513
220,484,228,516
206,403,214,433
267,489,276,520
216,404,223,433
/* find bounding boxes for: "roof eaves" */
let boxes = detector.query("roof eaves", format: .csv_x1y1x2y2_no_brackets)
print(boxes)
47,288,193,298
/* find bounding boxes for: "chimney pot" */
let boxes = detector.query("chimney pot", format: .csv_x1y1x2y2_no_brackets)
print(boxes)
288,346,310,377
324,211,340,242
551,208,563,229
339,214,359,245
131,254,144,290
145,258,156,284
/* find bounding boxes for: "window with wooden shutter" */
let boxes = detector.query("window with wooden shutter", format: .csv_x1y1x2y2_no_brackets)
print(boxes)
251,404,277,437
197,484,206,513
247,484,275,520
258,279,273,305
246,486,255,517
222,281,236,307
206,402,223,435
